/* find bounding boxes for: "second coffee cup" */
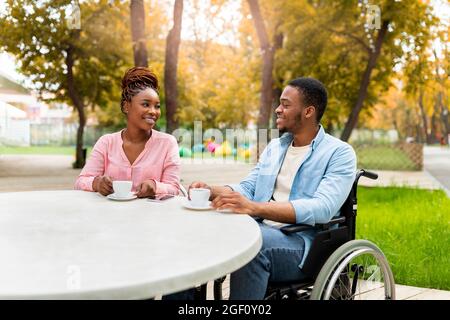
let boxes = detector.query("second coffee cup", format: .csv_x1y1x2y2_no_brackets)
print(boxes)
189,188,211,207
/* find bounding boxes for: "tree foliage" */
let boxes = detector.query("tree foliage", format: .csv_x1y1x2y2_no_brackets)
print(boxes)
1,0,447,147
272,0,438,140
0,0,131,166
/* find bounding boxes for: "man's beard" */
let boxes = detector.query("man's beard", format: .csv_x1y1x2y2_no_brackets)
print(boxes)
277,112,303,135
289,113,304,134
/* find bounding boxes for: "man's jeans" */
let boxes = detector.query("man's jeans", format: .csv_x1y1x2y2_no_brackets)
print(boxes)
164,222,306,300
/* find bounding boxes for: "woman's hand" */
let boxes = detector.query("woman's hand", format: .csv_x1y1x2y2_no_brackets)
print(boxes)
93,176,113,196
136,180,157,198
211,191,259,215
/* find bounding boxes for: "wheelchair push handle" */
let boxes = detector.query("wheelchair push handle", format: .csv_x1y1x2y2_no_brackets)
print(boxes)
360,169,378,180
354,169,378,188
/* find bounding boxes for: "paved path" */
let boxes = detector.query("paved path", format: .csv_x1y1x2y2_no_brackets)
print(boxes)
1,154,449,300
424,146,450,196
0,154,444,192
0,155,80,192
203,275,450,300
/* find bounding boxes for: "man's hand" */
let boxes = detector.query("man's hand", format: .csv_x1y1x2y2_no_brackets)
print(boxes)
136,180,157,198
93,175,113,196
188,181,212,200
211,191,259,215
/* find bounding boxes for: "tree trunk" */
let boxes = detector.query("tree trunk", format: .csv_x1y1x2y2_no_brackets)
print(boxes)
272,87,282,129
130,0,148,67
433,50,449,144
340,20,389,142
164,0,183,133
430,104,438,144
441,100,450,144
415,123,422,143
271,30,284,129
436,92,448,144
393,118,403,141
247,0,275,130
417,90,430,144
66,44,86,169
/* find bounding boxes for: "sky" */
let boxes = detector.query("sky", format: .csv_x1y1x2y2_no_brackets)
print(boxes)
0,0,449,86
179,0,242,46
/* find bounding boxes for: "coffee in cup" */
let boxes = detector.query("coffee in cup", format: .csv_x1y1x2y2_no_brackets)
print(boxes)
112,180,132,197
189,188,211,207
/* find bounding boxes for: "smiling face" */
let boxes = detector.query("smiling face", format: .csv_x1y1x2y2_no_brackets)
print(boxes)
124,88,161,131
275,85,316,134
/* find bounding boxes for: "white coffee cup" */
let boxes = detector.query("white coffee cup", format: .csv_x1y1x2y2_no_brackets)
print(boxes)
189,188,211,207
112,180,132,197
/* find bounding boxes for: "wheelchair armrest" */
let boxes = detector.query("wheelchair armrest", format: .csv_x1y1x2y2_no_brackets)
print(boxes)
317,216,346,230
280,223,314,234
279,216,346,234
256,217,314,234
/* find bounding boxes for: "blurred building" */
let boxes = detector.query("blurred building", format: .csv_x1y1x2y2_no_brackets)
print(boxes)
0,74,73,146
0,100,30,146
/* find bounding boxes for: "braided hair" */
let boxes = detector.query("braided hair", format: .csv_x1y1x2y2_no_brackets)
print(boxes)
120,67,159,114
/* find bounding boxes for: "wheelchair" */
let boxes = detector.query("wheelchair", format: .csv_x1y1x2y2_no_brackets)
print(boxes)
209,169,396,300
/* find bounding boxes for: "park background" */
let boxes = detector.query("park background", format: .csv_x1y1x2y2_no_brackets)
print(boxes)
0,0,449,297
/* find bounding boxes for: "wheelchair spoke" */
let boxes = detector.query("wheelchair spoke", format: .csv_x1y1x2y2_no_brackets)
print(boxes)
316,244,394,300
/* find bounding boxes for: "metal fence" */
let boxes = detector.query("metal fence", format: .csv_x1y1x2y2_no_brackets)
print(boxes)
353,142,423,171
27,124,424,171
30,123,114,147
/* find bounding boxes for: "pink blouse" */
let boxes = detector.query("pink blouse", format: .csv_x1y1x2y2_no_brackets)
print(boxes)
75,129,180,195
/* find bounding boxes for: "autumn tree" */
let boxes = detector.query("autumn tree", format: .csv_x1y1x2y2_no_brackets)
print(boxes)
97,0,168,130
174,0,259,130
246,0,284,130
405,52,438,143
130,0,148,67
432,27,450,144
164,0,183,133
403,18,449,144
0,0,130,168
275,0,436,141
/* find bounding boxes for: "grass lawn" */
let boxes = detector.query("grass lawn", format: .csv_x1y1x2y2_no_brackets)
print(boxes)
0,146,92,156
356,146,417,171
357,186,450,290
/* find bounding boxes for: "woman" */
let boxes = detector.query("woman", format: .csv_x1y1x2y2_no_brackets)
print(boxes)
75,67,180,198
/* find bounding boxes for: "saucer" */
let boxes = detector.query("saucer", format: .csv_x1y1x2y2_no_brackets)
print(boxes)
181,198,212,211
107,192,137,201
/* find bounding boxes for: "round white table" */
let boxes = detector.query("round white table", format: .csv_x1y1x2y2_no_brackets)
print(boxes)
0,191,262,299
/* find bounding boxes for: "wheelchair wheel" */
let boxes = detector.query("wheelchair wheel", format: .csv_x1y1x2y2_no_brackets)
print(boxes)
310,240,395,300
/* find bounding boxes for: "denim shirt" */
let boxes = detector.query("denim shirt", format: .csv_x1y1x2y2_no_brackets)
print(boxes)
228,126,356,268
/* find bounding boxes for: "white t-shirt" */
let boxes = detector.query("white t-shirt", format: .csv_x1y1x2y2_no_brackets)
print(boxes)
272,142,310,202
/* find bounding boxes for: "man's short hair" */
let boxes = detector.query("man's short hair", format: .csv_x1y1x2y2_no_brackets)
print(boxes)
288,77,328,122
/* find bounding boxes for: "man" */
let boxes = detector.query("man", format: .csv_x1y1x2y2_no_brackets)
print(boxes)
173,77,356,300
